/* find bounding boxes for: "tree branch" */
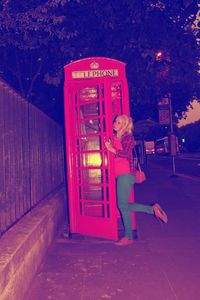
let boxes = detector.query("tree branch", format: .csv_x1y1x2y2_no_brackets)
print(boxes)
26,58,42,100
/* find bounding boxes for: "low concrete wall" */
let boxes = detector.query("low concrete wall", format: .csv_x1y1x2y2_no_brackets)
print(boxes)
0,185,67,300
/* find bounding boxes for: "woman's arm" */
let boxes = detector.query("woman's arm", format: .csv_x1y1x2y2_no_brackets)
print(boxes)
104,139,117,154
115,135,135,158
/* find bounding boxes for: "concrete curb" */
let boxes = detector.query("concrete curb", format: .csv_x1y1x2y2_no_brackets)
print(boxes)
0,185,67,300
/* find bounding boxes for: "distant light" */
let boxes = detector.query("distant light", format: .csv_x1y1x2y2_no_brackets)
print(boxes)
155,51,163,60
182,137,185,143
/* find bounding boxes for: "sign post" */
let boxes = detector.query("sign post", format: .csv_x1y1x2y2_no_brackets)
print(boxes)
169,94,177,177
158,95,177,176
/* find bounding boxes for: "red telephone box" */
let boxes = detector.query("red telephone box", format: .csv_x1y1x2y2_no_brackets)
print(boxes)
64,57,135,241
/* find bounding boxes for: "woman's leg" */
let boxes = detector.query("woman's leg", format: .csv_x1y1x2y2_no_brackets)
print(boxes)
117,174,154,240
116,174,135,240
128,203,153,214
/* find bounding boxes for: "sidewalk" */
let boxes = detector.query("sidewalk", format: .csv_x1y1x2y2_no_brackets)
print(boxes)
24,162,200,300
178,152,200,159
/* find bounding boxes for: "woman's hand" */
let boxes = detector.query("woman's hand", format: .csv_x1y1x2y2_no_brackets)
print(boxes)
105,139,116,154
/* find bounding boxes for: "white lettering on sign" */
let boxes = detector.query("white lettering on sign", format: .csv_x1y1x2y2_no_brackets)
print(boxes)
72,69,119,79
158,97,169,106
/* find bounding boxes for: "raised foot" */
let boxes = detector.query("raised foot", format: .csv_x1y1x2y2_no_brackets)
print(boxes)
152,203,168,223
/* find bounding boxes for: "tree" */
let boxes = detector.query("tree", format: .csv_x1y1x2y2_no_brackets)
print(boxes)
0,0,199,124
0,0,79,121
70,0,199,122
179,120,200,152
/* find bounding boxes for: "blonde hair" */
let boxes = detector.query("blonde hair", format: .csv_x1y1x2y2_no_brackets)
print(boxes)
116,114,134,135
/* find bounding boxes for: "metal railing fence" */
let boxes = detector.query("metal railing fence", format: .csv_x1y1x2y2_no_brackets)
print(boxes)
0,80,65,237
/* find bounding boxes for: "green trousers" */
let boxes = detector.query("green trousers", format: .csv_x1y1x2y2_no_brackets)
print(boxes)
116,174,154,240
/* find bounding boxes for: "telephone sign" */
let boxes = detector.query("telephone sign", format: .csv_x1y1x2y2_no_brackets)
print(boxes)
72,69,119,79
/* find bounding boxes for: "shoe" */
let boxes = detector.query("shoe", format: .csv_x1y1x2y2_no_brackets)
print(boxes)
152,203,168,223
115,237,134,246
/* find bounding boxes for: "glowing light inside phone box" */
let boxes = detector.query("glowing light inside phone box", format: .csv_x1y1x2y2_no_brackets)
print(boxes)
82,152,102,180
82,152,102,167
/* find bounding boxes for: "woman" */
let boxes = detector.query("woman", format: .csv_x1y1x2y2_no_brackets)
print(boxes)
105,114,168,246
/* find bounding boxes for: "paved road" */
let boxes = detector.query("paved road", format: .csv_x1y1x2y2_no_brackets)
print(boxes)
25,162,200,300
147,153,200,179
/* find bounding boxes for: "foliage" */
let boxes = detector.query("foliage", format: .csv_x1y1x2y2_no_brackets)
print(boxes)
0,0,199,124
0,0,79,120
178,120,200,152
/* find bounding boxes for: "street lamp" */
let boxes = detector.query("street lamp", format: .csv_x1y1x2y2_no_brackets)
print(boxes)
155,51,163,61
155,51,177,177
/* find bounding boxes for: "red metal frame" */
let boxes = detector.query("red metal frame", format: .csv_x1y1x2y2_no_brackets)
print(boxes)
64,57,135,240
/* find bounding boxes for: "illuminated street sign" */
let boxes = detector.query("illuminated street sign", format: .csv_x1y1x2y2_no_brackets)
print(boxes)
158,97,170,125
159,109,170,124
